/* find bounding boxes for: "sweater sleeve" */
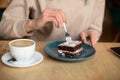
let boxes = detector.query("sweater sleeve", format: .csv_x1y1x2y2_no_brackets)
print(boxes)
88,0,105,38
0,0,33,39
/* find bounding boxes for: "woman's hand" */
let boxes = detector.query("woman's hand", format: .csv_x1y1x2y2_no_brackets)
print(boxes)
32,8,66,30
80,30,99,47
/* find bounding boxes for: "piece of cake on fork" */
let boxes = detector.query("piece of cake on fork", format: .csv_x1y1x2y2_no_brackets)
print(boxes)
57,41,83,58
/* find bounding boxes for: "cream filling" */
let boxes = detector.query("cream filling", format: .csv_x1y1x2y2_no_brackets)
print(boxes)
58,48,83,54
58,41,82,47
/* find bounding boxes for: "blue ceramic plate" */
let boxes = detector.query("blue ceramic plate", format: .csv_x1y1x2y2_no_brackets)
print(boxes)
44,41,96,62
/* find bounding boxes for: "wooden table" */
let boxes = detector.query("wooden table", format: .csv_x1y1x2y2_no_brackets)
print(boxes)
0,41,120,80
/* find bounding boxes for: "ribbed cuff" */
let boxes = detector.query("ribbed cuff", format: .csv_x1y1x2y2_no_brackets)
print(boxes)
14,19,33,38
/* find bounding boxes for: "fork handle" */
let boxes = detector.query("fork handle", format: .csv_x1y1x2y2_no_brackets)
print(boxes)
63,23,67,32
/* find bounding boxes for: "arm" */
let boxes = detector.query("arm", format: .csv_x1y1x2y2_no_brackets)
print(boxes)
89,0,105,38
80,0,105,46
0,0,66,39
0,0,32,39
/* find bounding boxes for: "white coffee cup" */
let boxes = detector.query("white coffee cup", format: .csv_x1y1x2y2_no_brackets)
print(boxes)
9,39,36,64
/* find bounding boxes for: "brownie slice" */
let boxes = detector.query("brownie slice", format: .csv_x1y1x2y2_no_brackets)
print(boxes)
57,41,83,58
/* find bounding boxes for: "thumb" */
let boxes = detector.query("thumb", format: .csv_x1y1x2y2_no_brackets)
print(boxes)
80,32,88,43
89,31,99,47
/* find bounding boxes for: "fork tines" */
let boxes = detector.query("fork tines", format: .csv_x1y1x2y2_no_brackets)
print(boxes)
65,32,72,41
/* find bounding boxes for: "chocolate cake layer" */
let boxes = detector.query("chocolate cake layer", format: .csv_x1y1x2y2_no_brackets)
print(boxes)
58,41,82,52
58,44,82,52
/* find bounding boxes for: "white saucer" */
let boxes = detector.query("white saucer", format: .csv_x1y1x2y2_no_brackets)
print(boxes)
1,51,43,68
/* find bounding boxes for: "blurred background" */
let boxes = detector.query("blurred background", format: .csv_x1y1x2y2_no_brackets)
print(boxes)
0,0,11,20
101,0,120,42
0,0,120,42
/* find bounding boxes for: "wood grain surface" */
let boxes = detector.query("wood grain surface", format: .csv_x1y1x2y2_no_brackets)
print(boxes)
0,41,120,80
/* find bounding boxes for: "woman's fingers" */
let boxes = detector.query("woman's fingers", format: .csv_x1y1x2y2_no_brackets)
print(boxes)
89,31,98,47
80,31,98,47
42,8,66,27
80,32,88,44
57,9,66,23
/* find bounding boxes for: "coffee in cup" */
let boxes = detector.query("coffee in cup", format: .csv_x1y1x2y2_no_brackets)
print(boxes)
11,40,34,47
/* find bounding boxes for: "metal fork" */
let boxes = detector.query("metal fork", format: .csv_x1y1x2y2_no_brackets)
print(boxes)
63,23,72,42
